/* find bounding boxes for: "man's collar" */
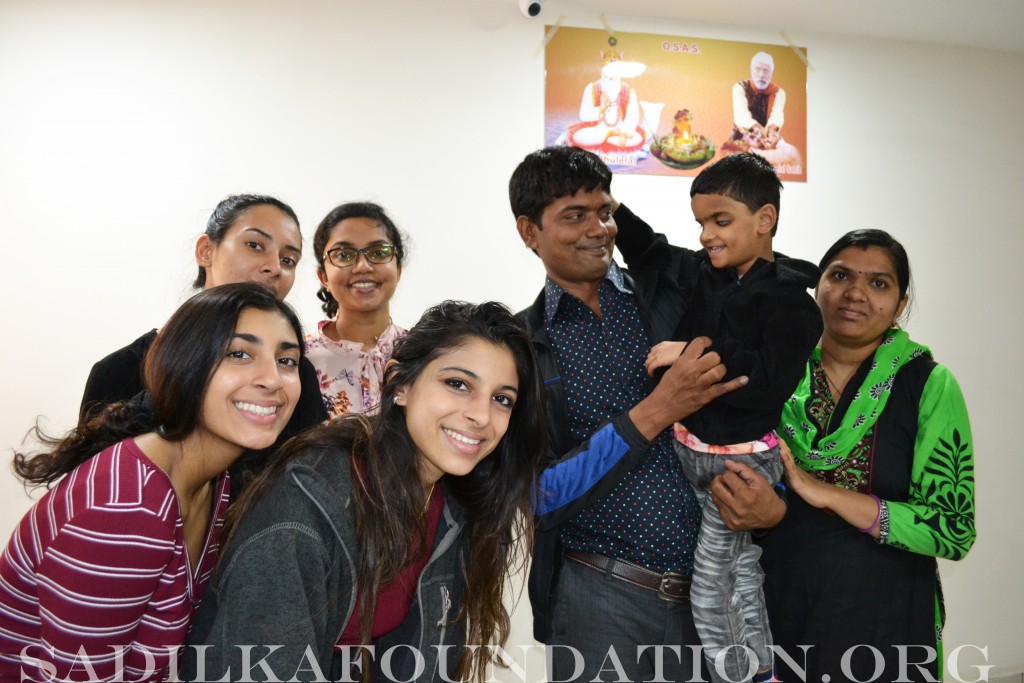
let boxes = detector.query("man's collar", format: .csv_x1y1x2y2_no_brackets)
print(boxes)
543,262,630,324
605,261,630,294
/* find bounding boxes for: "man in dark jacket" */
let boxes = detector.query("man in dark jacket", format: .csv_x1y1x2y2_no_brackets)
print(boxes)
511,146,782,682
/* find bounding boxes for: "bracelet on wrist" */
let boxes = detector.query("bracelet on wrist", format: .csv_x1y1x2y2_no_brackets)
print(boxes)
859,494,882,534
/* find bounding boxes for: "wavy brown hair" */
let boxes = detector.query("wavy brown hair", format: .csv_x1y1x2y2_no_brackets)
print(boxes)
14,283,303,487
223,300,546,682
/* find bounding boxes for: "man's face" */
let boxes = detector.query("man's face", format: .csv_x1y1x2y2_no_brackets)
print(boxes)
751,60,773,89
516,188,617,292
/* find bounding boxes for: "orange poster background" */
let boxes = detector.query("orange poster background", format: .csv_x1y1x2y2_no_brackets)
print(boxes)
545,27,807,182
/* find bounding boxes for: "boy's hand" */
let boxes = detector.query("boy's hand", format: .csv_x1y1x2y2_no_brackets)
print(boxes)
645,341,688,376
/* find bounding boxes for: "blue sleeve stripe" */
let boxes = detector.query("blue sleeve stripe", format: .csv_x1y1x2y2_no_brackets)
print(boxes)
535,422,631,516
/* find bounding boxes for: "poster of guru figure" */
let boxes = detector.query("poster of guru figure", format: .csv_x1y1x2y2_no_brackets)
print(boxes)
546,27,808,182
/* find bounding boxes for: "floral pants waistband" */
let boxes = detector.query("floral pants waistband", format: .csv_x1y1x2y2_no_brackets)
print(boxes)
672,423,779,454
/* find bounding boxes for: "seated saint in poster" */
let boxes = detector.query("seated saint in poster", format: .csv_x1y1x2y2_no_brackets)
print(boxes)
568,51,648,153
724,51,802,167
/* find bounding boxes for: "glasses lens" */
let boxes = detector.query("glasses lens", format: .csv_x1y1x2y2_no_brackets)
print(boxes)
329,245,394,267
367,245,394,263
330,249,357,266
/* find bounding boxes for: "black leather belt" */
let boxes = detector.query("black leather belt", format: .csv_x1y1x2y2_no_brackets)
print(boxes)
565,550,691,603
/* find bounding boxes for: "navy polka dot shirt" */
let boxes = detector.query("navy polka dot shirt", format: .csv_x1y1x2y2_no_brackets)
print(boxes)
545,263,700,574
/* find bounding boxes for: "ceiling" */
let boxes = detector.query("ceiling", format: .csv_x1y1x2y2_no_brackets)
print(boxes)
531,0,1024,54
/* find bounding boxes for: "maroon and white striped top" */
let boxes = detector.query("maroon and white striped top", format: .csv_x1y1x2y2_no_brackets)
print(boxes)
0,438,230,682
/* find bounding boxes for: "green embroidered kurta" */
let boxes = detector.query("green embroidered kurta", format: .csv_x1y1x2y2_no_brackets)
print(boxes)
889,363,975,560
763,331,976,682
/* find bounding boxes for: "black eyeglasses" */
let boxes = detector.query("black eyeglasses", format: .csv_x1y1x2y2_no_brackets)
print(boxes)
325,244,397,268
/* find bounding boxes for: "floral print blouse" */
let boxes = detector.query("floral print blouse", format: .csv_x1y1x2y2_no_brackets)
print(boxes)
303,320,406,419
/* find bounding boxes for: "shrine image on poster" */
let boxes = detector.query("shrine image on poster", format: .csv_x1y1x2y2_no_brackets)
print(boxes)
545,27,807,181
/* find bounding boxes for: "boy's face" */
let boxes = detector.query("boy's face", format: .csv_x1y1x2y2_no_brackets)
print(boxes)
690,193,775,277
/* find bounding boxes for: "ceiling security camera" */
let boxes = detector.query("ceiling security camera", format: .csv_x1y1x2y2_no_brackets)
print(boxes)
518,0,542,18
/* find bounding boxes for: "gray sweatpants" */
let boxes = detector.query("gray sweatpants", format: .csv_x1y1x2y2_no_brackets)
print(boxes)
676,443,783,683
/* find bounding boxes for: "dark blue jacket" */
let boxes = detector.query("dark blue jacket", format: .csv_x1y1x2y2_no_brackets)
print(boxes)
521,203,699,642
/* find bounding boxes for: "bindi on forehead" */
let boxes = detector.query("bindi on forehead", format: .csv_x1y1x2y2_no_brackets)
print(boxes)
830,248,898,274
831,264,895,277
853,269,893,278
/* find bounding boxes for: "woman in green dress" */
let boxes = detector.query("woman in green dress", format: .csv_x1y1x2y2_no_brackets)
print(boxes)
763,229,976,682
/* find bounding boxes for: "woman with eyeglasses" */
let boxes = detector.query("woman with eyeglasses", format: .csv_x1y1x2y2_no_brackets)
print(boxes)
307,202,407,418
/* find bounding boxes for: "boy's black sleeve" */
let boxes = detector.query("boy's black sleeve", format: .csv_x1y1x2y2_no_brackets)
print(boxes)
613,203,703,293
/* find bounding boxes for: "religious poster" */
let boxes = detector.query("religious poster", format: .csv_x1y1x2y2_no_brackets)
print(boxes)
545,27,807,182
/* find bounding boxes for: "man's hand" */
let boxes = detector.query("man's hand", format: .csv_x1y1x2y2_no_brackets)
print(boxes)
710,459,786,531
628,337,747,440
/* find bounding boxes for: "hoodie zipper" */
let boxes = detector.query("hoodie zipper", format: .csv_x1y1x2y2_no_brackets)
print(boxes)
437,584,451,627
417,499,460,678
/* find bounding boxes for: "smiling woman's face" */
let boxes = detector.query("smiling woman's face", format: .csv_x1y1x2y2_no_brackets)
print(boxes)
317,217,401,319
196,205,302,299
195,307,302,457
395,337,519,487
816,245,908,349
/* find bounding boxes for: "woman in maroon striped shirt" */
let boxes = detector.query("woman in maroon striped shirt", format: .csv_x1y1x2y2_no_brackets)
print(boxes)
0,283,305,682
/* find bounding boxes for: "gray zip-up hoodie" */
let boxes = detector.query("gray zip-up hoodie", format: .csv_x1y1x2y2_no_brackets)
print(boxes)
180,447,466,682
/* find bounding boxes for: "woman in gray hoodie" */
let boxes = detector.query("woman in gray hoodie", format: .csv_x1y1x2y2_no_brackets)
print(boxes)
181,300,546,683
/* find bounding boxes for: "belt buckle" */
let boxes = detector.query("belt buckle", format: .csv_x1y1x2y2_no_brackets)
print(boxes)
657,571,688,603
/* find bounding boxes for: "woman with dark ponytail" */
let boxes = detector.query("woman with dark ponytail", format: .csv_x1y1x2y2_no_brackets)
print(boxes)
182,301,547,683
0,283,305,682
78,194,327,499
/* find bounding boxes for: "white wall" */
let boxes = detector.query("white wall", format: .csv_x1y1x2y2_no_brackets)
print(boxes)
1,0,1021,679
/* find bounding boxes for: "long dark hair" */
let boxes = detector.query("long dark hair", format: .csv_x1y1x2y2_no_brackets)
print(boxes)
193,194,300,288
14,283,304,487
225,301,546,682
312,202,407,319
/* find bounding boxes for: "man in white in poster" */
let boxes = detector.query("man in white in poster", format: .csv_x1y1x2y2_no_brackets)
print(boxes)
733,51,786,141
730,51,801,168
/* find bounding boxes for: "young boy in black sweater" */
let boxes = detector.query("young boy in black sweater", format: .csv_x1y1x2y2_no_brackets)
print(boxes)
618,152,822,683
